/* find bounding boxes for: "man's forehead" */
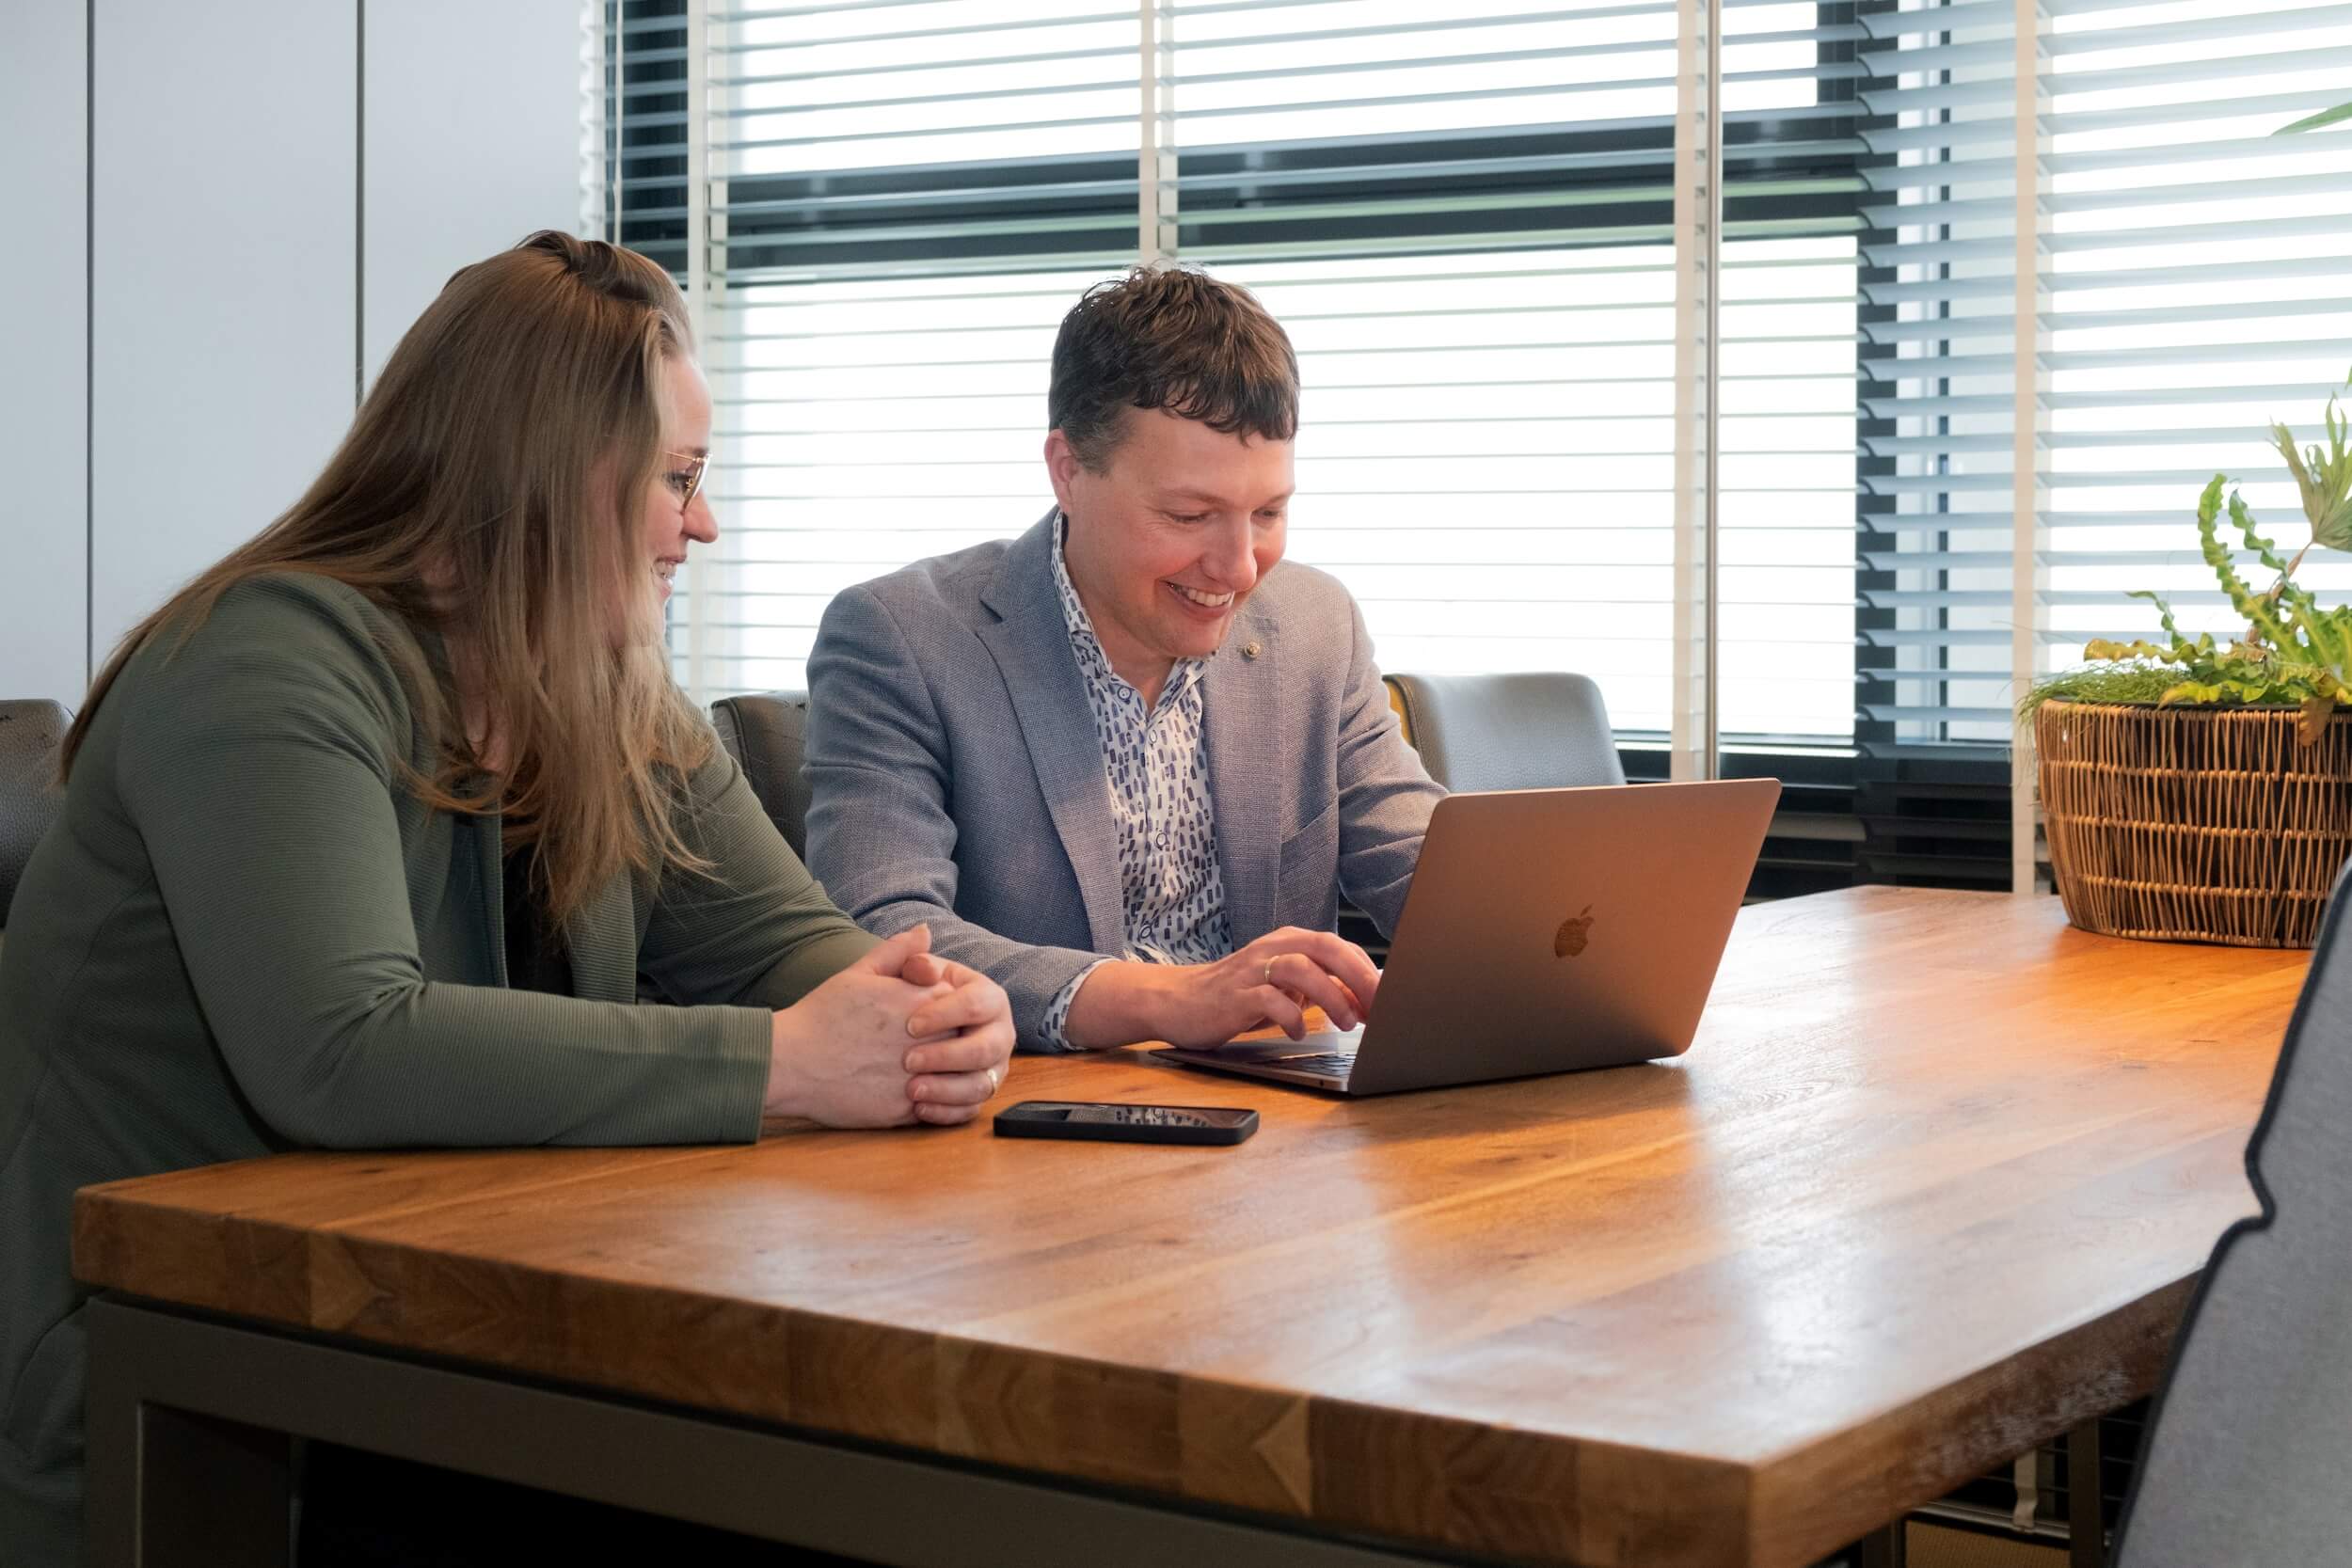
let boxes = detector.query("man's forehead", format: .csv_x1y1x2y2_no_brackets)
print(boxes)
1150,481,1295,506
1107,411,1294,493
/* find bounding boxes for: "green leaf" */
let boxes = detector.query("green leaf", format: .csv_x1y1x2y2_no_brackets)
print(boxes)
2294,602,2347,675
2125,587,2183,644
2276,100,2352,135
2224,491,2298,648
2084,636,2180,664
2273,403,2352,552
2233,483,2293,576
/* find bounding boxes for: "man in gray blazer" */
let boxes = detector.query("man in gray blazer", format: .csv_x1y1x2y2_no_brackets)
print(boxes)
804,266,1444,1052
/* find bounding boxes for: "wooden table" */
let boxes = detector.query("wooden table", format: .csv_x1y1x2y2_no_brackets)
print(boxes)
74,887,2308,1567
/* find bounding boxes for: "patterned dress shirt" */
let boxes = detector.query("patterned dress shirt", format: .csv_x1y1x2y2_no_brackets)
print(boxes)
1039,518,1235,1047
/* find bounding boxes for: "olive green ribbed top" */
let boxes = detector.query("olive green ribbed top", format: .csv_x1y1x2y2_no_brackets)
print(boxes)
0,575,877,1565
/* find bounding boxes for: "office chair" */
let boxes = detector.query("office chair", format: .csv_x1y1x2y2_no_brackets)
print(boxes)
2107,859,2352,1566
1382,672,1626,792
1344,673,1624,961
1,699,71,931
710,691,813,860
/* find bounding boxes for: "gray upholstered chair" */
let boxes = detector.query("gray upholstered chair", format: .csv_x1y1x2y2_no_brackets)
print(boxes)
1381,672,1625,792
2108,860,2352,1566
2,699,71,933
710,690,813,859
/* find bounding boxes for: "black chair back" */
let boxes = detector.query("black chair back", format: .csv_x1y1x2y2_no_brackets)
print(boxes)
2110,860,2352,1565
710,691,812,859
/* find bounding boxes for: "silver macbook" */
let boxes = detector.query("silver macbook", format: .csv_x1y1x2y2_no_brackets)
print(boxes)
1152,778,1779,1095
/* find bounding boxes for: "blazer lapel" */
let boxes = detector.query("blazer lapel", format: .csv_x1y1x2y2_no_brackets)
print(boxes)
1203,595,1282,945
977,513,1125,954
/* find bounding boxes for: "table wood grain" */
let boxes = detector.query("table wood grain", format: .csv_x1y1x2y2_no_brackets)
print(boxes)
74,887,2309,1566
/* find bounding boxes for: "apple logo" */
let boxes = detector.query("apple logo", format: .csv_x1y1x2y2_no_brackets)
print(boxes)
1554,905,1596,958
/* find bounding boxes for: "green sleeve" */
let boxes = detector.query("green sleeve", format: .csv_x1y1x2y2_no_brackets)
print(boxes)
114,578,770,1149
639,745,880,1011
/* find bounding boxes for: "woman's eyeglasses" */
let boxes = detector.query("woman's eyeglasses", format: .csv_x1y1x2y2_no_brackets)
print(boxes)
664,451,709,512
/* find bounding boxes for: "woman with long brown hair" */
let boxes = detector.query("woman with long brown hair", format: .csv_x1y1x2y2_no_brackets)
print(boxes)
0,231,1014,1562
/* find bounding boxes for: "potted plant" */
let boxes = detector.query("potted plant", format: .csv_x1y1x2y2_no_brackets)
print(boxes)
2023,379,2352,947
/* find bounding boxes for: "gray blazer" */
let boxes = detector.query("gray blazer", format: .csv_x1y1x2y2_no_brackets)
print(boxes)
804,512,1445,1048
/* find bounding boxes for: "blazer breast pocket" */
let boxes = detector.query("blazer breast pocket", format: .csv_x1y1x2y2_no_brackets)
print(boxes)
1276,801,1340,927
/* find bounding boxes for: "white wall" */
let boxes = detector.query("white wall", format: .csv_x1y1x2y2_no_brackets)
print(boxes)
1,0,586,710
90,0,359,671
363,0,586,390
0,0,91,708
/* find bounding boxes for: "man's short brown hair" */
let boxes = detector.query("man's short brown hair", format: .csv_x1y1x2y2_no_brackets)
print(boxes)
1048,265,1300,472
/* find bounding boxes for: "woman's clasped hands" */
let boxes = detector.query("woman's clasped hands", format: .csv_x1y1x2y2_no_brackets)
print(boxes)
765,925,1015,1128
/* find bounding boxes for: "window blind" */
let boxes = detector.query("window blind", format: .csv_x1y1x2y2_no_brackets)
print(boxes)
682,2,1142,695
1852,0,2352,885
2039,0,2352,661
627,0,1867,737
1853,0,2023,757
1719,4,1866,743
1857,0,2352,749
601,0,2346,866
603,1,693,275
1172,2,1862,738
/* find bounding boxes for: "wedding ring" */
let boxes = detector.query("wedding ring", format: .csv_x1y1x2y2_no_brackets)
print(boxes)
1263,957,1277,986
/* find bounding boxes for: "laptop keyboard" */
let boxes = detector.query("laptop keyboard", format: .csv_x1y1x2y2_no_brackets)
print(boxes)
1263,1051,1358,1077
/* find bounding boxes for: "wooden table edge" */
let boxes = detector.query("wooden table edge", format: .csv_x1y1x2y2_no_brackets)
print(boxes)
72,1180,2213,1568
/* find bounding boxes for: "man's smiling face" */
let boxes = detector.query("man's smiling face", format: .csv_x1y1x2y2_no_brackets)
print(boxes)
1048,406,1295,698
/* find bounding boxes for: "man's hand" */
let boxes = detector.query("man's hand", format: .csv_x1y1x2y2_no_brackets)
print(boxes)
1060,927,1382,1050
765,927,1014,1127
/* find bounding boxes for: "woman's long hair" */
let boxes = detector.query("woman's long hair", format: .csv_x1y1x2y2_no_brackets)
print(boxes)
62,230,714,922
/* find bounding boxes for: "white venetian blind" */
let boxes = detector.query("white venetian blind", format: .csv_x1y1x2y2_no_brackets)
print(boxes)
2040,0,2352,662
624,0,1866,736
602,2,694,276
1718,231,1861,741
679,1,1139,694
1853,0,2023,751
1166,0,1862,737
1857,0,2352,753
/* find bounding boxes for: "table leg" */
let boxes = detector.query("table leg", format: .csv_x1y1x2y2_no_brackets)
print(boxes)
2067,1420,2105,1568
1853,1521,1907,1568
85,1312,293,1568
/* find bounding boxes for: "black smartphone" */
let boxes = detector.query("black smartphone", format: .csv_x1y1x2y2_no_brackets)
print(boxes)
993,1100,1259,1147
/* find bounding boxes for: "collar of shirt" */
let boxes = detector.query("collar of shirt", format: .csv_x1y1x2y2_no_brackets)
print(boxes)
1050,513,1208,717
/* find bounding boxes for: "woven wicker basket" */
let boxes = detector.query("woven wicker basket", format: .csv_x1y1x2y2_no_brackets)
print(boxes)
2035,700,2352,948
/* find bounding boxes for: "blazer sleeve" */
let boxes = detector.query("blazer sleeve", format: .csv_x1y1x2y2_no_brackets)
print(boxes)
639,743,879,1011
1332,593,1447,938
803,582,1105,1047
113,580,771,1150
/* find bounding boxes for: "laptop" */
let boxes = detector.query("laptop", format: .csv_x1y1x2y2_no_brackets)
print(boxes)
1152,777,1779,1095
